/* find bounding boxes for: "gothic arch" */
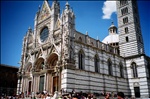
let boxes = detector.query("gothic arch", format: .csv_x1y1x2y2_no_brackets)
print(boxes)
107,58,112,64
34,58,45,71
133,82,140,87
91,42,94,46
130,59,137,65
78,49,85,70
94,54,99,60
78,49,85,55
78,37,82,42
25,62,32,72
48,45,57,56
47,44,60,58
46,53,58,69
131,62,138,78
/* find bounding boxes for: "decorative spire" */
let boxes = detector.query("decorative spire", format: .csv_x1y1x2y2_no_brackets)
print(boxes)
65,1,70,10
28,26,31,30
109,21,117,34
86,31,88,35
28,26,32,33
52,0,59,9
38,5,41,11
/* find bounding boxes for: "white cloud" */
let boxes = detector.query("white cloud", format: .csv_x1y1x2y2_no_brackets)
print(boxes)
102,1,116,19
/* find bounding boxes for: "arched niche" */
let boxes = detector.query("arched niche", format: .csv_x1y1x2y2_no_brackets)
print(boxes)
34,58,45,72
47,53,58,69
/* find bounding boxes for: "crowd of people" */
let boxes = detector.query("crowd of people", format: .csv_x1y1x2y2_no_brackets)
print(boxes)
0,89,134,99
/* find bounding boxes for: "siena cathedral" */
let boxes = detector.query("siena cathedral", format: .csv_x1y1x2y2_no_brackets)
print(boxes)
17,0,150,98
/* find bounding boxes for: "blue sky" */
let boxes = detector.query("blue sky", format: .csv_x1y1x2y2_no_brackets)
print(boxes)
1,1,150,67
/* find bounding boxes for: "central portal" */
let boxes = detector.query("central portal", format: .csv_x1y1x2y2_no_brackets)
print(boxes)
53,76,59,94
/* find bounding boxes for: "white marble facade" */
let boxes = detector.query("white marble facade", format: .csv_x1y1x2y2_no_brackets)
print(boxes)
17,0,150,98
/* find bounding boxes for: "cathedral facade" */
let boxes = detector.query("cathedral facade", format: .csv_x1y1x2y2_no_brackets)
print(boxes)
17,0,150,98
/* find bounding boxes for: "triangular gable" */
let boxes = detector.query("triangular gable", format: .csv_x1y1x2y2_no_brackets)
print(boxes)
36,49,42,59
55,18,61,29
48,44,60,57
39,0,51,21
49,44,55,55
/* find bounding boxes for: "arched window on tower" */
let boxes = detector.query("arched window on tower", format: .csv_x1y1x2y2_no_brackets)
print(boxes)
123,17,128,24
131,62,138,78
125,27,128,34
94,55,99,73
120,0,128,6
119,63,124,78
147,61,150,78
78,50,85,70
108,59,113,76
126,36,129,42
121,7,128,15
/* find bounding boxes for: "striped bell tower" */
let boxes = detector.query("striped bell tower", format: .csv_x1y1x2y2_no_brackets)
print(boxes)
116,0,150,98
116,0,144,57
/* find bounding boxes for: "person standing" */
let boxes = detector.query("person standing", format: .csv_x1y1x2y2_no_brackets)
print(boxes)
104,93,110,99
117,92,125,99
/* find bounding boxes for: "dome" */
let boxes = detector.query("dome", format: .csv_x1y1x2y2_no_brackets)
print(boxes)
109,24,116,28
102,22,119,44
102,34,119,44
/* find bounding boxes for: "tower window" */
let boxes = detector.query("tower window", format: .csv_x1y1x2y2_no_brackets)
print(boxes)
120,0,128,6
125,27,128,33
126,36,129,42
120,63,124,78
123,17,128,24
113,29,115,33
121,7,128,15
131,62,138,78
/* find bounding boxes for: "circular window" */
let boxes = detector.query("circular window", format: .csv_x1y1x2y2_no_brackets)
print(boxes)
40,27,49,42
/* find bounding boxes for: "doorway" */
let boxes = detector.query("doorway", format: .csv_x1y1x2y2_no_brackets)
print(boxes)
39,76,44,93
134,87,140,98
53,76,59,94
28,81,32,93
